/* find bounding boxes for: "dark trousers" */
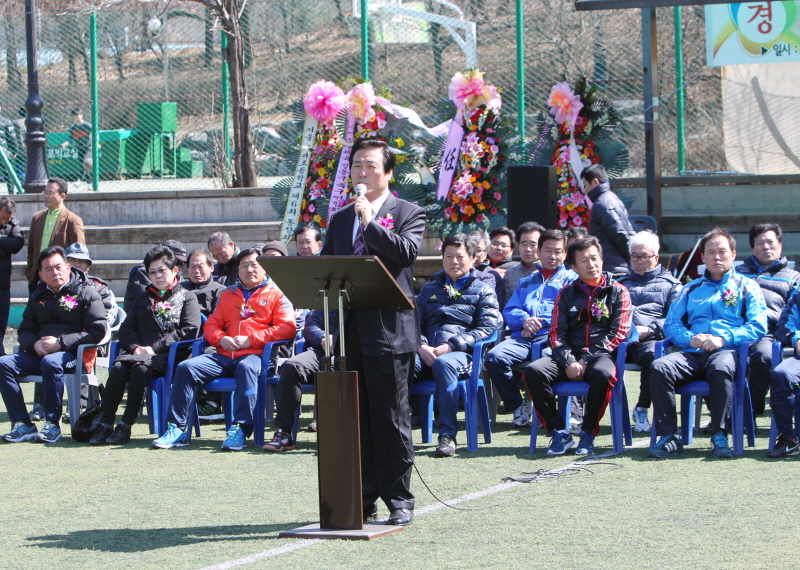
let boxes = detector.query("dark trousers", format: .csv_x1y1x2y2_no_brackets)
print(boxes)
0,351,76,424
650,350,736,437
626,340,657,409
748,335,774,416
275,348,324,431
0,287,9,356
345,316,414,512
101,360,155,427
770,355,800,439
522,354,616,435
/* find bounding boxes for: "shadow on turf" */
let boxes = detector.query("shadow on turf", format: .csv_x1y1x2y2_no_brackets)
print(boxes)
27,523,292,552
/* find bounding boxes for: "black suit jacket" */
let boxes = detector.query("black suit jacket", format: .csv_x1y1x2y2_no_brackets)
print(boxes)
321,193,425,357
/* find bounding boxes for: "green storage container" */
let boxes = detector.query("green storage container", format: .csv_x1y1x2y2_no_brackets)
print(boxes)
137,102,178,134
46,131,83,179
177,160,203,178
178,147,193,162
127,132,164,177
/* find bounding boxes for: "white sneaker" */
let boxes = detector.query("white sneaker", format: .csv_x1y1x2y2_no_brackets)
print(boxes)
632,406,651,433
569,414,582,434
511,399,532,427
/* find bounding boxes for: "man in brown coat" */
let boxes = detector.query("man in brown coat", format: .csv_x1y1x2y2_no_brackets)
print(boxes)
25,177,84,293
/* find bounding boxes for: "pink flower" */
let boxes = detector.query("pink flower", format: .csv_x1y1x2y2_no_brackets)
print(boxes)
303,81,346,125
347,83,377,124
307,203,316,213
493,192,502,200
448,69,502,111
377,214,394,231
548,82,584,126
476,214,484,223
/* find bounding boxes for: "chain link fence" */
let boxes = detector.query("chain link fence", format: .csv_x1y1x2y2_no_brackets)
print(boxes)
0,0,791,195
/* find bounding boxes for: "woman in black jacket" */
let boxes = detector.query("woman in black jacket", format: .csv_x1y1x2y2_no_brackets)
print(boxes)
90,245,201,445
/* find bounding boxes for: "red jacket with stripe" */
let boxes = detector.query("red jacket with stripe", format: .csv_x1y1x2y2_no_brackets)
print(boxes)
204,279,296,359
548,272,632,368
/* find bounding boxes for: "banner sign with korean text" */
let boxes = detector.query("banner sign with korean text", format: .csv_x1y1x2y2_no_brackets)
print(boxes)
280,115,318,243
706,1,800,65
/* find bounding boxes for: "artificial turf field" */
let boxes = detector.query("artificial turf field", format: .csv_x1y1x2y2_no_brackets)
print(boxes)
0,331,797,569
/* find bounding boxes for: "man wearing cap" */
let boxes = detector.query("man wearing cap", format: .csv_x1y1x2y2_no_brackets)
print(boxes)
65,243,118,326
123,240,187,313
25,177,85,294
209,231,240,286
61,108,92,181
261,241,288,257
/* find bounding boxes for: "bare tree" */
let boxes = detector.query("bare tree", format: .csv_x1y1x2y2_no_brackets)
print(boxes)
1,6,23,91
182,0,256,188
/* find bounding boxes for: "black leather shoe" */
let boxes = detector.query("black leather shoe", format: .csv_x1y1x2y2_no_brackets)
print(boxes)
363,503,378,524
387,508,413,526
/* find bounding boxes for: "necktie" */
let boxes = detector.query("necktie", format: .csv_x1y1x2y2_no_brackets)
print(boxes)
352,223,365,255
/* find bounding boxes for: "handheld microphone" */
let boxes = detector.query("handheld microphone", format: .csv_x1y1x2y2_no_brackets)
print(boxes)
355,184,367,220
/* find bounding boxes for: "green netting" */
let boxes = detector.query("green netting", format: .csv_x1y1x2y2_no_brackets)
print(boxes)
0,1,756,195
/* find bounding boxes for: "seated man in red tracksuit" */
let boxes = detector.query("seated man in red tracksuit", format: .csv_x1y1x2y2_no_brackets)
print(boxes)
523,236,632,457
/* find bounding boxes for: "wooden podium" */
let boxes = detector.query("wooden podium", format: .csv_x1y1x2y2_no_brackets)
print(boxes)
259,255,414,540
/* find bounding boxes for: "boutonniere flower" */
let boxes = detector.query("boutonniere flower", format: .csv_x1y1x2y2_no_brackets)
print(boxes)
240,303,256,319
59,295,77,312
154,301,171,319
444,283,461,301
591,299,610,319
721,288,737,307
377,213,394,231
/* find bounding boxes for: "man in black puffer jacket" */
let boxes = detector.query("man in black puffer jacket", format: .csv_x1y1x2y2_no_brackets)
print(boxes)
523,236,632,457
616,231,682,433
414,233,500,457
0,197,24,354
0,246,106,444
736,223,800,418
581,164,634,274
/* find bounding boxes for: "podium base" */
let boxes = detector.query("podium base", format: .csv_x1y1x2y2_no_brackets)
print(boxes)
279,523,405,541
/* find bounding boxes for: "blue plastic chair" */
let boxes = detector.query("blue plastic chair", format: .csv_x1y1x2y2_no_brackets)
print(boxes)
648,341,756,454
768,340,800,450
411,330,498,452
184,338,291,446
528,341,633,454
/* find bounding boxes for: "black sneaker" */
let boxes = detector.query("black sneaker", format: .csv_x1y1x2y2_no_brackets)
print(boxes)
262,429,295,452
106,424,131,445
89,424,114,446
648,434,685,458
767,435,800,458
435,434,456,457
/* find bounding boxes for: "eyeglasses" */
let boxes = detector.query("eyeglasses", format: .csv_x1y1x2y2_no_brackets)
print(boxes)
631,254,656,262
490,241,511,250
43,190,61,197
238,262,261,271
148,267,171,278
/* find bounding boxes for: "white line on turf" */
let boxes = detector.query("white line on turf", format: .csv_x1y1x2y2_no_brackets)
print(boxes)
197,438,651,569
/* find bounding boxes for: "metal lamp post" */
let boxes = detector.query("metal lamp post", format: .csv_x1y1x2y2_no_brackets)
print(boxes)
23,0,49,193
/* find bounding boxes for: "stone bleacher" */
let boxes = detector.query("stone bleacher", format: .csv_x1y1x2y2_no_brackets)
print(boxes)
8,174,800,323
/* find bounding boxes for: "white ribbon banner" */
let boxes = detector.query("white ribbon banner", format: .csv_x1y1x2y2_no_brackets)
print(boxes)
280,115,318,243
376,96,451,138
327,113,356,222
436,119,464,200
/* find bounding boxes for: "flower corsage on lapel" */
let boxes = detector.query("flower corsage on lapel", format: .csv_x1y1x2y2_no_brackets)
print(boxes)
591,299,610,320
240,303,256,319
154,301,172,319
376,213,394,231
444,283,461,301
59,295,78,312
721,288,737,307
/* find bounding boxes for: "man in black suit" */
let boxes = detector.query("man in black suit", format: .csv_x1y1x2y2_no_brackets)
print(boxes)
321,138,425,526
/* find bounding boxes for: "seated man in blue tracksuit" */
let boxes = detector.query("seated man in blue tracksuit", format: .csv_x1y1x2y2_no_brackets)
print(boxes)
414,233,500,458
766,288,800,458
484,229,577,427
648,227,767,459
736,223,800,421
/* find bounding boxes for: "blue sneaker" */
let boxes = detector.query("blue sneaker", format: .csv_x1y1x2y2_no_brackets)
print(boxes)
546,430,574,456
575,431,595,456
3,422,38,443
648,434,684,458
152,423,189,449
36,422,62,444
221,424,246,451
711,431,733,459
